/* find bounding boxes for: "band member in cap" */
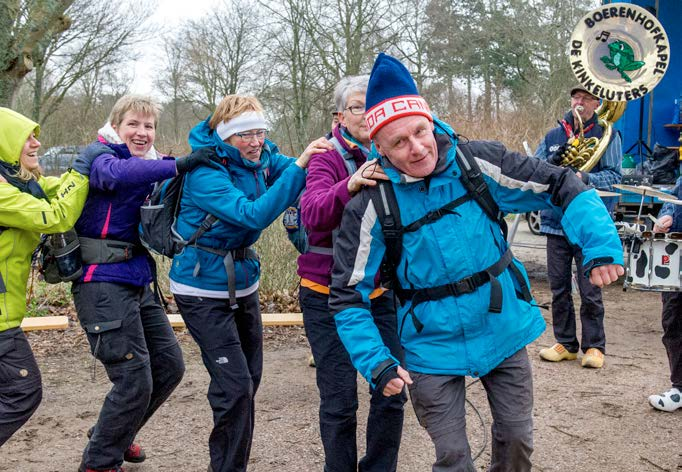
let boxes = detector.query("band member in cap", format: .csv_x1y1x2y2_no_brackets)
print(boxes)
650,176,682,412
329,53,624,470
535,85,622,369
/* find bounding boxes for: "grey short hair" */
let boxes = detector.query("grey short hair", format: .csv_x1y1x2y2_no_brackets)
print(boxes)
333,75,370,113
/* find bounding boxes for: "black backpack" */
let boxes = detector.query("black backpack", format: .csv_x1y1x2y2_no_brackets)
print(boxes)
139,173,217,257
367,143,530,333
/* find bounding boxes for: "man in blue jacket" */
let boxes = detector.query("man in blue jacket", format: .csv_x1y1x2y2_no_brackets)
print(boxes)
329,53,624,471
535,85,622,369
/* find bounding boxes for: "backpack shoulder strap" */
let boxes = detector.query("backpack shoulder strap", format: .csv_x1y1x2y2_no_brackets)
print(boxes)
366,180,402,290
455,145,507,239
329,136,358,176
171,173,217,247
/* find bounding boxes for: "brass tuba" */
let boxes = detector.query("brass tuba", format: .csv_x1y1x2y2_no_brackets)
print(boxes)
562,3,670,172
558,100,626,173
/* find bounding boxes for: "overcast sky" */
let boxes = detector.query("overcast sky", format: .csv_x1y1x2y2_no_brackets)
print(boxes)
129,0,221,96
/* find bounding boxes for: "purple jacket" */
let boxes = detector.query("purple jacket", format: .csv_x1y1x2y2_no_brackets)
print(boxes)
297,126,369,286
74,140,177,286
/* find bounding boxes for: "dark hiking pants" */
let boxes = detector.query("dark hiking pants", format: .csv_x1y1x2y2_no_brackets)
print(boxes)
73,282,185,470
0,328,42,447
300,287,406,472
661,292,682,389
174,291,262,472
546,234,606,353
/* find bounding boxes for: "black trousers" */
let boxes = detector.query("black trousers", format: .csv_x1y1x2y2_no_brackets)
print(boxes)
300,287,405,472
0,328,42,447
546,234,606,354
661,292,682,389
73,282,185,469
174,291,262,472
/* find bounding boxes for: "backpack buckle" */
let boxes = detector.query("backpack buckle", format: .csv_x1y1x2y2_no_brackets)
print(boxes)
424,209,443,223
452,276,476,295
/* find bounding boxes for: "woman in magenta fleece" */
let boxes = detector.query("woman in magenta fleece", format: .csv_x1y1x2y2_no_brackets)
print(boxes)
297,75,406,472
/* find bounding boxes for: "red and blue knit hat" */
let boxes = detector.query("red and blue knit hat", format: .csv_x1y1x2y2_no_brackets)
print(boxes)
365,53,432,139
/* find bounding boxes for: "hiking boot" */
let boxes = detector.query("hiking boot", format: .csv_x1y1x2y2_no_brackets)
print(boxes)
581,348,604,368
123,443,146,463
539,343,577,362
648,387,682,412
86,427,146,463
78,464,125,472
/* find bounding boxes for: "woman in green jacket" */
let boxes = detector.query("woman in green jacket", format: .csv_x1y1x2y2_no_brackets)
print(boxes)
0,107,90,446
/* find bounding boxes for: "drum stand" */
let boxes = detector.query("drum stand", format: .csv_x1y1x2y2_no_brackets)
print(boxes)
624,97,653,172
624,193,649,290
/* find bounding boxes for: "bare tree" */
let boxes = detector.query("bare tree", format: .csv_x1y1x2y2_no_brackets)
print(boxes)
162,0,262,113
391,0,430,90
0,0,74,107
25,0,155,123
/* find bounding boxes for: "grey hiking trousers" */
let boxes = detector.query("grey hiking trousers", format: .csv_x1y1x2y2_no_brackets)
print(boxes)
408,348,533,472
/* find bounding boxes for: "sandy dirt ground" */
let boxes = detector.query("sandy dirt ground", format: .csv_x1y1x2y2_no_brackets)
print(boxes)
2,223,681,472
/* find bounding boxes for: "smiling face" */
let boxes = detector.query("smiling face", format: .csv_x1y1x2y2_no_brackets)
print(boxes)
339,91,370,147
20,132,41,171
373,115,437,178
227,129,266,162
112,111,156,157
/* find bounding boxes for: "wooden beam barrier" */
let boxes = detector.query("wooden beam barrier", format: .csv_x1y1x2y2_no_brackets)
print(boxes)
21,316,70,332
167,312,303,329
20,313,304,332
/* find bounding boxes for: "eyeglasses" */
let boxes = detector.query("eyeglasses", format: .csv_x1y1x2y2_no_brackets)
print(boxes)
344,105,366,115
234,130,268,142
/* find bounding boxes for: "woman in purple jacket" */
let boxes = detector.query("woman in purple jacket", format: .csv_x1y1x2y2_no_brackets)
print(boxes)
71,95,213,472
297,76,406,472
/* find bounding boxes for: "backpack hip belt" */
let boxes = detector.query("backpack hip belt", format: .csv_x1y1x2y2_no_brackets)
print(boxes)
79,237,144,264
397,247,532,334
192,245,259,309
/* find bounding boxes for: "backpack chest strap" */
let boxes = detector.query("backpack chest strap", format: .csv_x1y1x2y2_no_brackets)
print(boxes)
402,193,472,233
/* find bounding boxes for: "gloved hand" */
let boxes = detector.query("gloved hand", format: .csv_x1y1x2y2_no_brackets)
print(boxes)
71,153,100,176
175,147,219,174
547,143,570,166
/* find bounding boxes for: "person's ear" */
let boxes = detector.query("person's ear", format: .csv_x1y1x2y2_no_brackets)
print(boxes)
374,139,383,156
338,111,348,127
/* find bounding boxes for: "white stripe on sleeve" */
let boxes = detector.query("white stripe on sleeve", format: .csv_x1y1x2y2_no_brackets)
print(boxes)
349,199,379,286
475,157,550,194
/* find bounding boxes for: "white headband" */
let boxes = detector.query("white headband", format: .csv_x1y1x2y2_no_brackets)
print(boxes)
215,111,268,141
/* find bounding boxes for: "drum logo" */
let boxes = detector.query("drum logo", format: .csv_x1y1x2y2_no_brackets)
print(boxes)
661,255,670,266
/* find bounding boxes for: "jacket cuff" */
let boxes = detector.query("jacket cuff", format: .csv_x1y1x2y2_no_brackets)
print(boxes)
371,359,398,386
583,256,615,275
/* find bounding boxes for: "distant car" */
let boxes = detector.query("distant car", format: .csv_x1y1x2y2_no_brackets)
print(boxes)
525,211,542,235
40,146,86,176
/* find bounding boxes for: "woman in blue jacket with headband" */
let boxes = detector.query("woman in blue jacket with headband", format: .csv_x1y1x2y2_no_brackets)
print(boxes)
169,94,330,472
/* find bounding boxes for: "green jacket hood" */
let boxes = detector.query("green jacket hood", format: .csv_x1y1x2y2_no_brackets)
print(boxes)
0,107,40,166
